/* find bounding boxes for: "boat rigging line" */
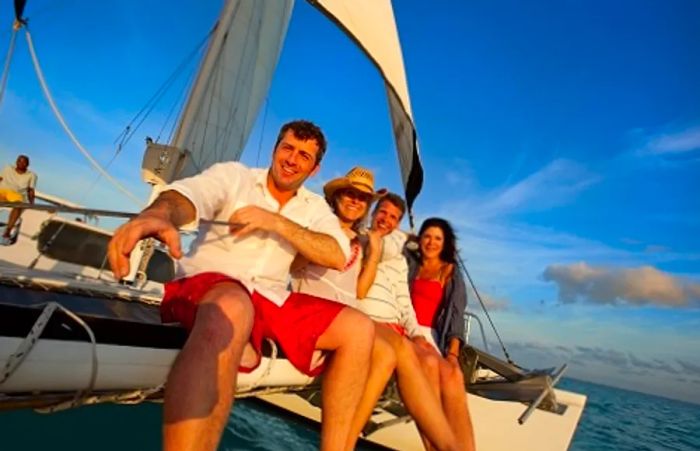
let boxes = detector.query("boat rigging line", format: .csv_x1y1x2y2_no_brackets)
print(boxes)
0,201,240,229
114,27,215,151
21,25,142,206
0,22,20,108
457,254,515,365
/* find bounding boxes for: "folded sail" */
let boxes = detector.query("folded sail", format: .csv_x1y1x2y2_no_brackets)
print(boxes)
172,0,294,180
308,0,424,216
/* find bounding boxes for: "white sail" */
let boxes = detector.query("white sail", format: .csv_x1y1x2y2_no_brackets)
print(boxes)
172,0,294,180
308,0,424,218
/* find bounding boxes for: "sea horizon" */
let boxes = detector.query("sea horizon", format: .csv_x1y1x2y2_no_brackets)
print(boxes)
560,375,700,408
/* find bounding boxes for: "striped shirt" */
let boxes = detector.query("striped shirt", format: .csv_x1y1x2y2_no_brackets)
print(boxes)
358,230,422,338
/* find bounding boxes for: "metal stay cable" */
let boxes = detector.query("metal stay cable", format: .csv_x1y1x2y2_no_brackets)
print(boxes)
0,201,241,228
115,27,215,150
0,25,19,108
23,28,142,206
457,254,515,364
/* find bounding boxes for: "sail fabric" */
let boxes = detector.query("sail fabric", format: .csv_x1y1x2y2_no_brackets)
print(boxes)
308,0,424,214
172,0,294,180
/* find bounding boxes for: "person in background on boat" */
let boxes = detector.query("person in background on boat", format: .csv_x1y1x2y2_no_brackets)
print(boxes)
107,120,375,451
407,217,476,451
0,154,37,246
292,176,461,451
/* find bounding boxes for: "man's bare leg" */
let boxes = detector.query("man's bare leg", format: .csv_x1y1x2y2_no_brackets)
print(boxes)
163,283,253,451
3,208,22,238
315,307,374,451
440,359,476,451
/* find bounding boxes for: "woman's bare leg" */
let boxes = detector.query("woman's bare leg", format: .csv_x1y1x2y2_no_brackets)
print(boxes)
392,332,459,451
440,358,475,451
413,342,446,451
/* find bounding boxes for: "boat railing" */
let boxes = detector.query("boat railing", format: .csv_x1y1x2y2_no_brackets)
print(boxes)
464,311,489,352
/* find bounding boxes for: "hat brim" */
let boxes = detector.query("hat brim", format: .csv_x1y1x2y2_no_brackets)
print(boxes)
323,178,384,201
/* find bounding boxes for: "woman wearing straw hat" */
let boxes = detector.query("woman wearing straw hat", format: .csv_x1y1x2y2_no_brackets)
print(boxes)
292,167,461,451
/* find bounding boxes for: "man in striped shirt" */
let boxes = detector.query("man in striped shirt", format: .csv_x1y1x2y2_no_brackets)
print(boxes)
358,193,428,342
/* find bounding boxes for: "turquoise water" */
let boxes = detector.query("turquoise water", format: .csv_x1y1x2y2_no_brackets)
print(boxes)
1,379,699,450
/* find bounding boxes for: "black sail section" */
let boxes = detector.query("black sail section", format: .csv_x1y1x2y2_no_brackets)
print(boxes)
306,0,424,224
14,0,27,23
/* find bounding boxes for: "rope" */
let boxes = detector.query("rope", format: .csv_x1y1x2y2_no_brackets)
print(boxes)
457,254,514,364
0,302,98,402
36,384,165,414
23,28,142,206
0,27,18,108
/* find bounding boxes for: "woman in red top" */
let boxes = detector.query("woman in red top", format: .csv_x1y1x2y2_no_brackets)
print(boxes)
409,218,475,451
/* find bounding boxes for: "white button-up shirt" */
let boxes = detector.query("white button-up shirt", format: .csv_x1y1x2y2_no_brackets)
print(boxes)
167,162,350,305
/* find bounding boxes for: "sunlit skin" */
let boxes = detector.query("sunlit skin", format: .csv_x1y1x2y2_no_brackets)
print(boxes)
414,224,476,451
371,200,402,237
346,199,463,451
420,226,446,265
268,130,320,205
1,155,33,240
15,156,29,173
335,188,371,231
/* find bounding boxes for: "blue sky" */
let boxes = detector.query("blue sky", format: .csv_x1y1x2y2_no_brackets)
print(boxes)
1,0,699,403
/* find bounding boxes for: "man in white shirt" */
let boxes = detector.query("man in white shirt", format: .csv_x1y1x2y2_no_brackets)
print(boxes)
0,154,37,244
108,120,374,451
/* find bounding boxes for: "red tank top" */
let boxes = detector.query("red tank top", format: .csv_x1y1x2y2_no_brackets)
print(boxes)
411,278,443,327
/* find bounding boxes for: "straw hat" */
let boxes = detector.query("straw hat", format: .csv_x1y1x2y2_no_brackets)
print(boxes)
323,166,386,201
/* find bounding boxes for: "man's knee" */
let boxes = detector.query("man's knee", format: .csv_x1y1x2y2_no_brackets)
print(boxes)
419,350,441,379
337,308,375,341
373,336,398,373
194,283,253,348
202,283,253,320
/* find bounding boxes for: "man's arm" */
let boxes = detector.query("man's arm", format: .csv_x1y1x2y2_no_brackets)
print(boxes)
107,190,195,278
229,206,347,270
27,188,35,204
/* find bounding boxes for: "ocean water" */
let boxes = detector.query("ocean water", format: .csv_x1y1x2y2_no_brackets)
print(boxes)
559,379,700,451
1,378,698,450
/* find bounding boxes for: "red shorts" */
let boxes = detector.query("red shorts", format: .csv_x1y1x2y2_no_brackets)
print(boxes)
161,272,345,377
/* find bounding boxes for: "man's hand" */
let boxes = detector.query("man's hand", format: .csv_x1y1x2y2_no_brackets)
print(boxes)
228,206,280,237
108,211,182,279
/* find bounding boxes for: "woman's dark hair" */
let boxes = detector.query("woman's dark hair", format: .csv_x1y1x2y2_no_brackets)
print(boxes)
418,217,457,264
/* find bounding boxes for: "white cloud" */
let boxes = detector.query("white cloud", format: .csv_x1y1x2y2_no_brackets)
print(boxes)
646,125,700,155
487,159,600,216
450,158,600,221
543,262,700,308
